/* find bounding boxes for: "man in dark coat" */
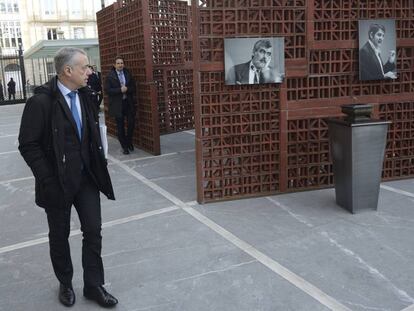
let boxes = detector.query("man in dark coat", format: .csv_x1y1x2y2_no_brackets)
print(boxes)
7,77,16,100
359,23,396,81
104,56,136,154
87,65,102,109
18,47,118,308
226,39,283,85
0,78,4,100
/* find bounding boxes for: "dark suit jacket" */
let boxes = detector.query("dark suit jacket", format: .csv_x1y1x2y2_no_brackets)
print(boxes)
19,76,114,209
359,41,396,81
7,80,16,94
104,67,136,118
226,61,282,85
87,72,102,93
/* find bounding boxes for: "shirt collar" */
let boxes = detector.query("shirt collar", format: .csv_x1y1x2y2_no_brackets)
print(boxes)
368,40,381,56
57,79,76,97
249,61,260,72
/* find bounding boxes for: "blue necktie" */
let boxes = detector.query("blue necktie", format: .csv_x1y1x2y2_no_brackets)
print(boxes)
67,91,82,139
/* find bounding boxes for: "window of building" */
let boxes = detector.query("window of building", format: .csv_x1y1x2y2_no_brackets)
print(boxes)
47,28,57,40
73,27,84,39
42,0,55,15
71,0,81,17
0,21,21,50
0,0,18,14
46,61,55,79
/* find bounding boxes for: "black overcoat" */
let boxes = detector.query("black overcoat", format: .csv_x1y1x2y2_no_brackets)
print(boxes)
104,67,136,118
18,76,115,209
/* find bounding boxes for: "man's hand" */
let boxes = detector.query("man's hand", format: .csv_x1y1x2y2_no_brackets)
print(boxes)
121,86,128,93
260,67,273,83
388,50,396,64
384,71,397,79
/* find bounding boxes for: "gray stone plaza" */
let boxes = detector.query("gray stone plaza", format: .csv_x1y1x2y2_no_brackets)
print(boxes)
1,103,414,311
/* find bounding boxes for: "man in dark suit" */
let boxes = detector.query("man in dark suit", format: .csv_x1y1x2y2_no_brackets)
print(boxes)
7,77,16,100
359,23,396,81
18,47,118,308
87,65,103,109
0,78,4,101
226,39,283,85
104,56,136,154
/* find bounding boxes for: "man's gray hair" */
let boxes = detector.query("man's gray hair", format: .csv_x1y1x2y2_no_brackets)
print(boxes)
54,47,87,74
252,39,272,53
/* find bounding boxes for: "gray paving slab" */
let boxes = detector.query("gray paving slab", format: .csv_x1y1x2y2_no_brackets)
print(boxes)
0,179,47,247
195,189,414,311
0,163,175,248
150,175,197,203
125,148,195,180
107,135,154,161
0,135,19,153
159,130,195,154
0,152,32,182
3,104,414,311
120,148,197,202
100,164,175,219
382,179,414,197
0,210,330,311
0,107,21,136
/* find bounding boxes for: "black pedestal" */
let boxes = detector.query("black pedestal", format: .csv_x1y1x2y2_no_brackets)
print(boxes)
328,118,390,213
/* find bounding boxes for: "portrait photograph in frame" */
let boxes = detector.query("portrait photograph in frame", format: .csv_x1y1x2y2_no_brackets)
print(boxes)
224,37,285,86
358,19,397,81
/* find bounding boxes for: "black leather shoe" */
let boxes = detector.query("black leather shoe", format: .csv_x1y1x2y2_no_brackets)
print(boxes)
84,285,118,308
128,144,134,152
59,284,75,307
122,148,129,155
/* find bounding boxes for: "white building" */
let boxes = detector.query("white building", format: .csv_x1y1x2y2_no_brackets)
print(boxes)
0,0,104,94
22,0,102,49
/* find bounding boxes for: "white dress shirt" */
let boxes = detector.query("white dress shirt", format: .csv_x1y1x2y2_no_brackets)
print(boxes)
57,80,82,123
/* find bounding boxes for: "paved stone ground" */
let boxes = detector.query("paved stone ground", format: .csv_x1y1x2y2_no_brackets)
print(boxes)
1,103,414,311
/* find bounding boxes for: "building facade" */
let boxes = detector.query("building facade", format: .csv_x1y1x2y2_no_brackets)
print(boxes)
0,0,103,101
22,0,102,49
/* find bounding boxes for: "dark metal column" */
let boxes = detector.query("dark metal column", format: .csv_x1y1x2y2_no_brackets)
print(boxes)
328,104,390,213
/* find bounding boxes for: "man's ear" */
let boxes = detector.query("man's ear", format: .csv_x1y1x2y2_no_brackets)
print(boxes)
64,66,72,76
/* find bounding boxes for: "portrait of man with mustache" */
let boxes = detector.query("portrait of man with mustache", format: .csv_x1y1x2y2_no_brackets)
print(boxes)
225,38,284,85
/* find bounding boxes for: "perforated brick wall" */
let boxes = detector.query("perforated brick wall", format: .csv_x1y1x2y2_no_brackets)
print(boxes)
193,0,414,202
97,0,194,155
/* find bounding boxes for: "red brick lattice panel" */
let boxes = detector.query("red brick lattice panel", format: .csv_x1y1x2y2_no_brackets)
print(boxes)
149,0,195,134
97,0,194,154
96,6,118,140
379,101,414,179
97,1,160,154
194,0,414,203
287,118,333,190
200,84,280,201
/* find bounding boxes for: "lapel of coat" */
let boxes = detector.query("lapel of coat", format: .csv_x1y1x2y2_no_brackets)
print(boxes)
368,44,383,74
56,89,82,143
123,70,129,85
79,93,87,140
241,62,250,83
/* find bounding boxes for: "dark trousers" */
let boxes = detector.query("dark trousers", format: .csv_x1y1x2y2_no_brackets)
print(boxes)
115,99,135,148
45,173,104,288
8,93,15,100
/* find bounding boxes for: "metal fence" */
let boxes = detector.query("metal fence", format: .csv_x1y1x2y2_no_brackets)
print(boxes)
0,46,27,105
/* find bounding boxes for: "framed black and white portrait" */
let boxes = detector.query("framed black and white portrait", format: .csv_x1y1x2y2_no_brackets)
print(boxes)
358,19,397,81
224,37,285,85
